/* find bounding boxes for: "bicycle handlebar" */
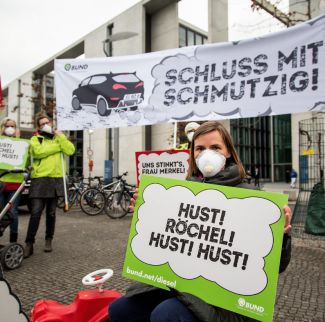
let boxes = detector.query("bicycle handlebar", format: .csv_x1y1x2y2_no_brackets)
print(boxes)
0,168,30,179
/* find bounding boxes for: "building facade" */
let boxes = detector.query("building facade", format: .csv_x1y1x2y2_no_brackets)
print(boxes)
3,0,324,186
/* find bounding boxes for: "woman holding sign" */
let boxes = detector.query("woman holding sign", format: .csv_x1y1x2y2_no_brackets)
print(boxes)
109,121,292,322
0,117,30,243
24,113,75,258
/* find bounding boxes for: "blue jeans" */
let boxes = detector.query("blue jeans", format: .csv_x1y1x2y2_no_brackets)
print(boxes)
108,292,198,322
0,190,22,234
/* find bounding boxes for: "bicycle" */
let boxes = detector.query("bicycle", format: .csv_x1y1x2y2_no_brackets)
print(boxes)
104,178,136,219
79,175,113,216
57,172,90,210
79,172,135,217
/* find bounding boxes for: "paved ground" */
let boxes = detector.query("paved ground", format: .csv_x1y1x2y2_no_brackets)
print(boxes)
1,205,325,322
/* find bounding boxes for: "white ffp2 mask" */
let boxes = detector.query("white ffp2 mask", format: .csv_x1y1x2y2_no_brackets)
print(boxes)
187,132,194,142
42,123,52,134
4,127,15,136
195,149,226,177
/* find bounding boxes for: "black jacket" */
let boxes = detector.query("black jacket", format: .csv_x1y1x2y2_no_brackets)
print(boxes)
125,163,291,322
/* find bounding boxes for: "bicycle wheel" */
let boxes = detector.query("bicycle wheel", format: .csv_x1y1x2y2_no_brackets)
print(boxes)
104,191,131,219
57,190,75,209
80,188,105,216
57,196,65,209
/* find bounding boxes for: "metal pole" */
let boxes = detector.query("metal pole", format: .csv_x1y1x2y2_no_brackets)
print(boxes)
173,122,177,148
113,127,119,177
61,152,68,211
0,181,26,221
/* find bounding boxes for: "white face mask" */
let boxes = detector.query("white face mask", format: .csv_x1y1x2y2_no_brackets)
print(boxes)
187,132,194,142
4,127,15,136
41,123,52,134
195,149,226,177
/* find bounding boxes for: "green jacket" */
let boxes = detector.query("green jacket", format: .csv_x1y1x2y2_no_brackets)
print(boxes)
175,142,191,150
31,134,75,179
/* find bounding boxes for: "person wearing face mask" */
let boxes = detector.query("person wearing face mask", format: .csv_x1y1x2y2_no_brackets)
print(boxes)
0,117,30,243
23,113,75,258
166,122,200,153
108,121,292,322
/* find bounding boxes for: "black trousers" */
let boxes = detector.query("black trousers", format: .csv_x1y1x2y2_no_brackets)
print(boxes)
25,197,58,243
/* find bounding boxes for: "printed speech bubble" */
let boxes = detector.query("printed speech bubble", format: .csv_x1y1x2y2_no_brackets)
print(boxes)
138,152,190,182
144,17,325,123
0,138,28,166
131,184,281,296
0,280,28,322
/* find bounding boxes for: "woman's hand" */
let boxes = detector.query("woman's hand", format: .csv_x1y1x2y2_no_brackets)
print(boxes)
283,205,292,234
166,147,174,154
55,130,63,135
129,188,139,211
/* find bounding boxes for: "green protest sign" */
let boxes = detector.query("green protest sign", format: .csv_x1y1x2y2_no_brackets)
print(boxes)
0,136,30,170
123,175,288,322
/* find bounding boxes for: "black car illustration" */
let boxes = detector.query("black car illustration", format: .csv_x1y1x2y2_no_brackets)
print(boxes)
71,72,144,116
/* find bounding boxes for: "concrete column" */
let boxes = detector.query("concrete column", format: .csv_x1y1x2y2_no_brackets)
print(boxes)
208,0,228,43
151,2,179,51
150,1,179,152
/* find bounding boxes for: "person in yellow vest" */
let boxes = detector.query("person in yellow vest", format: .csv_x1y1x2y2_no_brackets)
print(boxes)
24,114,75,258
166,122,200,153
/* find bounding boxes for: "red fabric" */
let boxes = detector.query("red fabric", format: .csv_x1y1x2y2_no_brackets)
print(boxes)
4,182,25,191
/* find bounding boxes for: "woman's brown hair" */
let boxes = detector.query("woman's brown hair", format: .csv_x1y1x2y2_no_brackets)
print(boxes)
185,121,247,181
35,112,52,128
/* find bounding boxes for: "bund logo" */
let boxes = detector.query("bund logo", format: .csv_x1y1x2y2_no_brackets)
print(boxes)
238,298,245,307
65,64,71,71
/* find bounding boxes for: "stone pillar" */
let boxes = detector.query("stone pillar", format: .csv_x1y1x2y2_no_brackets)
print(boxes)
208,0,228,43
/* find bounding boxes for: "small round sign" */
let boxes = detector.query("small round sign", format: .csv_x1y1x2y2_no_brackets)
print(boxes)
87,150,94,157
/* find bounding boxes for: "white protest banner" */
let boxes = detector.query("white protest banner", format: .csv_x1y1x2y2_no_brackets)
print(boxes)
135,150,190,185
123,175,288,322
0,136,30,170
55,15,325,130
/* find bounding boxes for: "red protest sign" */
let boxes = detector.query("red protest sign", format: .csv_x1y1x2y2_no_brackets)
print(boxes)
135,149,190,186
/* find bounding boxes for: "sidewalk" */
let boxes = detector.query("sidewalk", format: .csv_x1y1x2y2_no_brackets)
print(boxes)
260,182,299,202
1,206,325,322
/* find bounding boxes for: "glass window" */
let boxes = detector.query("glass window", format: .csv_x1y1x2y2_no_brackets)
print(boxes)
231,119,237,126
245,147,250,164
108,24,114,56
232,116,272,179
69,130,84,177
245,129,249,145
195,34,202,45
76,142,83,153
179,27,186,47
179,26,207,48
273,114,292,180
81,78,91,87
187,30,194,46
232,127,237,144
112,74,140,82
89,76,107,85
